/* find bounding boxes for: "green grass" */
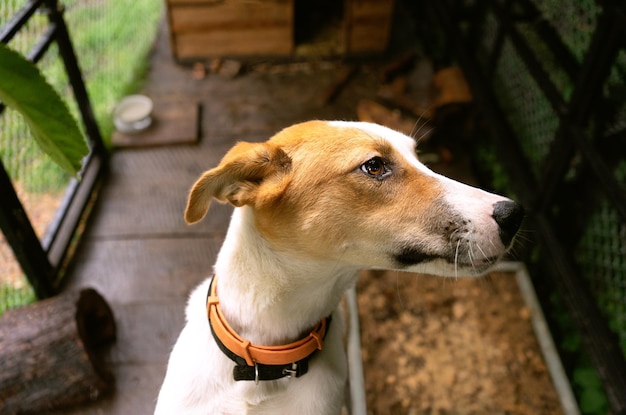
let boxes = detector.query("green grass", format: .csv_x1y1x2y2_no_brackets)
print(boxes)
63,0,163,142
0,0,163,192
0,283,36,317
0,108,70,193
0,0,163,311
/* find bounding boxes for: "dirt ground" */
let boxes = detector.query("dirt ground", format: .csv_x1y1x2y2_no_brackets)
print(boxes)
356,269,563,415
0,183,62,287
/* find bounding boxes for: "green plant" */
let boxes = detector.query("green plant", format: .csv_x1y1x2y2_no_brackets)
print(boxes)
550,292,610,415
573,366,609,414
0,283,36,316
62,0,163,143
0,43,88,316
0,43,88,175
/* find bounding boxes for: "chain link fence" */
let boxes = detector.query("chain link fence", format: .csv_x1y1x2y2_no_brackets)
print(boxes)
453,0,626,411
0,0,163,314
414,0,626,411
483,0,626,359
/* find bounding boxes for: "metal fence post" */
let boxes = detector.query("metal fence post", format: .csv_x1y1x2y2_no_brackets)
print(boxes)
0,161,55,298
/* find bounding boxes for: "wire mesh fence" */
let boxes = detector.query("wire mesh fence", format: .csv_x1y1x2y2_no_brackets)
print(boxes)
493,37,559,178
573,41,626,363
533,0,599,63
424,0,626,411
0,0,163,314
577,189,626,354
474,0,626,361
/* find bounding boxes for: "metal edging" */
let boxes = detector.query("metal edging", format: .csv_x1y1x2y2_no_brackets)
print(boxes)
345,287,367,415
493,262,580,415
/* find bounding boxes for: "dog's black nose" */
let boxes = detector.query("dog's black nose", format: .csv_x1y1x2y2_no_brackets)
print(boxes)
492,200,524,246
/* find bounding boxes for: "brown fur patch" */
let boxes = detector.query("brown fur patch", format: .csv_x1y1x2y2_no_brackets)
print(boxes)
184,141,291,224
250,122,446,264
186,121,457,267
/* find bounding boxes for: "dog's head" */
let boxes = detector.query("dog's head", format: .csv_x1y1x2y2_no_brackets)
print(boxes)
185,121,523,277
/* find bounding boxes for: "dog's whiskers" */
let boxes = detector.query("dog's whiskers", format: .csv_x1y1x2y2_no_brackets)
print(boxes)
410,109,433,145
395,271,409,312
468,242,479,274
409,120,421,141
509,229,533,253
449,228,462,247
454,240,461,280
415,127,433,145
475,243,488,263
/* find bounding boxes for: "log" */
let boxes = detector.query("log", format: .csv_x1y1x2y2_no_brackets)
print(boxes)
0,288,116,414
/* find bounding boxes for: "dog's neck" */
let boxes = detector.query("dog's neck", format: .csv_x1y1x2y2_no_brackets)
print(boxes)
213,207,358,346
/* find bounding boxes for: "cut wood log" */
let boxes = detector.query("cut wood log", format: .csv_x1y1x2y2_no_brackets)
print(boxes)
0,288,116,415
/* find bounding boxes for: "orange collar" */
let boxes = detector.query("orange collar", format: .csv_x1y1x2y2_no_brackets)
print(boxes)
206,276,329,368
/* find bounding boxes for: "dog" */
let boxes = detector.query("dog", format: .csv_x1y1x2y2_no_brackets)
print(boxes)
155,120,524,415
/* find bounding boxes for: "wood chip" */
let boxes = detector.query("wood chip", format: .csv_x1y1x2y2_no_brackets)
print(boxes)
432,67,473,108
357,99,430,140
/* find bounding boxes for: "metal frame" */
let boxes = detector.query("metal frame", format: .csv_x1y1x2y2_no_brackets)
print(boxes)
426,0,626,412
0,0,107,298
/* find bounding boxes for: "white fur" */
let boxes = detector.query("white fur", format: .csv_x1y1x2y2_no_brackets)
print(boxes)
155,121,519,414
156,208,350,415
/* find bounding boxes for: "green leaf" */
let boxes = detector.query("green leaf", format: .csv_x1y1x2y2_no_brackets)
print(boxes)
579,387,608,414
0,43,88,175
573,367,602,389
573,366,608,415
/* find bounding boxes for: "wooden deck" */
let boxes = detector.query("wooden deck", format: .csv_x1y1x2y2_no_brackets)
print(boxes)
57,22,397,414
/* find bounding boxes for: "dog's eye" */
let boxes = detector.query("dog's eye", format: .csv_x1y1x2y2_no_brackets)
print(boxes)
361,157,389,178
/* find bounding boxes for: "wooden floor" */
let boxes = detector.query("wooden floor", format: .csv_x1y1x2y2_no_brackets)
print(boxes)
57,22,406,414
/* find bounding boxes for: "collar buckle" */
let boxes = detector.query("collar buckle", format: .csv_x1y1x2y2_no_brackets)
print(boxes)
206,276,331,382
281,362,298,379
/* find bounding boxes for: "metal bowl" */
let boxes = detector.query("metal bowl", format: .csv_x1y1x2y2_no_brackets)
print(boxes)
113,95,153,133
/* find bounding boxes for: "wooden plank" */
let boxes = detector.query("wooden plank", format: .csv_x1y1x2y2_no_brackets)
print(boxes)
67,237,224,304
350,0,394,20
344,0,394,53
112,100,200,148
169,1,293,32
168,0,289,5
167,0,294,58
85,181,234,237
174,26,293,58
104,145,230,179
167,0,219,4
104,303,187,365
50,363,168,415
77,145,235,237
348,23,392,52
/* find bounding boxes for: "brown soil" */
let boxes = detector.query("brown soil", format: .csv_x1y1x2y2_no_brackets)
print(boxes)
0,183,62,287
357,269,563,415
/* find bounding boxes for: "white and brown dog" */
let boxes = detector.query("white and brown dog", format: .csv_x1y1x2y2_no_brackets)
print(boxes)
155,121,524,415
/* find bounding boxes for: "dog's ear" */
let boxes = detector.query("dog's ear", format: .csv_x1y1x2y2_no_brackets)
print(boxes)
184,141,291,224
